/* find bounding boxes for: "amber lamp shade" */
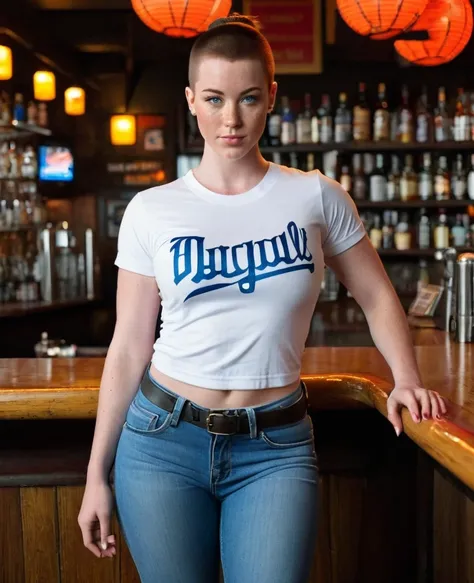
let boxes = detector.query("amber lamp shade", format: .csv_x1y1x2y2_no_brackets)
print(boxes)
131,0,232,38
110,115,136,146
337,0,429,39
0,46,12,80
64,87,86,116
33,71,56,101
394,0,473,66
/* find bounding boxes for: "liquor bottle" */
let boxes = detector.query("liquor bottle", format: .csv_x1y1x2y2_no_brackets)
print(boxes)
467,153,474,200
434,210,450,249
289,152,299,169
453,88,470,142
434,156,450,200
271,152,282,165
334,93,352,143
267,101,282,147
452,154,466,200
463,215,473,246
434,87,450,142
305,153,315,172
0,142,8,179
398,85,414,143
418,259,430,290
353,82,371,142
13,94,25,124
416,86,432,143
37,103,48,128
387,155,401,201
0,91,11,124
451,213,467,246
369,154,387,202
373,83,390,142
280,96,296,145
417,210,431,249
400,154,418,201
8,141,19,179
369,214,383,249
296,93,312,144
352,153,367,201
418,153,433,201
382,210,394,249
310,98,321,143
319,95,333,144
339,164,352,193
27,101,37,126
394,212,412,250
363,153,375,175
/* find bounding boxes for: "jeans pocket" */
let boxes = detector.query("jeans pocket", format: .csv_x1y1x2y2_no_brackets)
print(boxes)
260,414,314,449
124,392,173,435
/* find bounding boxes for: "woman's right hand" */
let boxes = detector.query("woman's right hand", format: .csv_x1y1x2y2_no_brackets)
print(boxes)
78,479,117,559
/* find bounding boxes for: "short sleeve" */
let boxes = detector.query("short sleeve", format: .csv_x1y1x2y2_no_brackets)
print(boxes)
114,194,155,276
319,172,366,258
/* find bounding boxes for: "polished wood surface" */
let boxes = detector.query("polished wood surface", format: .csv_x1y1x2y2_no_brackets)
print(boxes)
0,332,473,490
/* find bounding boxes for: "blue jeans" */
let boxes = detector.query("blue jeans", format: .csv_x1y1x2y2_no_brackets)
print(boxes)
114,370,319,583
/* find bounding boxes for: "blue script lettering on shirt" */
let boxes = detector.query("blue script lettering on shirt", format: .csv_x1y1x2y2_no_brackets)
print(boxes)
170,221,315,302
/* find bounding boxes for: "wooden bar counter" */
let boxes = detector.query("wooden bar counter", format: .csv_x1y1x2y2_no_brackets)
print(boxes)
1,331,473,583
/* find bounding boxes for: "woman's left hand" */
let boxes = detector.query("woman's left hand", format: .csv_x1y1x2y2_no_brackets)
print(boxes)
386,384,449,436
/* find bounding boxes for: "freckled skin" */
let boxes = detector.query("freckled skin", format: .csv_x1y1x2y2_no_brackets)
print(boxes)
185,57,277,162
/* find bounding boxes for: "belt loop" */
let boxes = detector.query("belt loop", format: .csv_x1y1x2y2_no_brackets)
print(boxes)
170,396,186,427
245,407,258,439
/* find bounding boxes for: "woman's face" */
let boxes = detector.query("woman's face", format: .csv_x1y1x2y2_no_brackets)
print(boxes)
186,57,277,160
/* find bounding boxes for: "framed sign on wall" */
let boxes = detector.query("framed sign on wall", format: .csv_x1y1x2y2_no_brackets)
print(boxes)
243,0,323,74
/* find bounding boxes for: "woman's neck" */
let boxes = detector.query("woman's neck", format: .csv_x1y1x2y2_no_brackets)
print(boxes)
192,145,270,195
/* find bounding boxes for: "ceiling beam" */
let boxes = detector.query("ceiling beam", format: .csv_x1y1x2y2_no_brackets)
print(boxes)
1,1,99,90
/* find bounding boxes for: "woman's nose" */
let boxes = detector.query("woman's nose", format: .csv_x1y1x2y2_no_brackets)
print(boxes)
224,104,242,127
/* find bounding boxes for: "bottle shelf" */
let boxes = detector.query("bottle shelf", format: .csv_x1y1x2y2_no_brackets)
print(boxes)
0,121,52,139
178,140,474,156
356,199,473,209
0,224,45,234
377,247,472,257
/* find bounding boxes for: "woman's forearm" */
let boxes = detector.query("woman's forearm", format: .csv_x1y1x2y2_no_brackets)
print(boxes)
363,288,423,386
87,342,151,483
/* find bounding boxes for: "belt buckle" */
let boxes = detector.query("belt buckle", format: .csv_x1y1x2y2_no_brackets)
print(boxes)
206,412,240,435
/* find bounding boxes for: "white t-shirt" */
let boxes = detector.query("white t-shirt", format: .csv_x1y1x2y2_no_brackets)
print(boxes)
114,163,365,390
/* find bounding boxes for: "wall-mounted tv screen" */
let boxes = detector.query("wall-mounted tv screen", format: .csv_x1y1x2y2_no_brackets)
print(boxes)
38,145,74,182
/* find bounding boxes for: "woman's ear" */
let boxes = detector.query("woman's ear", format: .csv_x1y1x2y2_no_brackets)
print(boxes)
185,87,196,116
269,81,278,111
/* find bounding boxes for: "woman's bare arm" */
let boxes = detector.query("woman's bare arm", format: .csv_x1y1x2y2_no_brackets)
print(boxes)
86,268,161,483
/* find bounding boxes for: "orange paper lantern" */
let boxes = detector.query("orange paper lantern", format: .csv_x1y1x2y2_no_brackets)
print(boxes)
394,0,473,66
337,0,429,39
131,0,232,38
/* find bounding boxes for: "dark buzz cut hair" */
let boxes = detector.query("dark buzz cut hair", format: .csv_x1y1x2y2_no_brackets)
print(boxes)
188,13,275,89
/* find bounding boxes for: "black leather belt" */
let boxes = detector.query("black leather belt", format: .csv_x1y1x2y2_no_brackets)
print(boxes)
140,369,309,436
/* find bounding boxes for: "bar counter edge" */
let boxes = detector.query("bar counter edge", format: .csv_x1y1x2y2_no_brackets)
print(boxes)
1,332,473,492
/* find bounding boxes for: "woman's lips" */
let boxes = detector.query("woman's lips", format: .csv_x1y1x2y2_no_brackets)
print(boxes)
220,136,245,145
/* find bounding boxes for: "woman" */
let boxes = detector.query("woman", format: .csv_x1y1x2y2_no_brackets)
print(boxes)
78,14,448,583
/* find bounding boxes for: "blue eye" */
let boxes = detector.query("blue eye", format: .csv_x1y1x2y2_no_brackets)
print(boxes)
242,95,258,104
206,97,221,104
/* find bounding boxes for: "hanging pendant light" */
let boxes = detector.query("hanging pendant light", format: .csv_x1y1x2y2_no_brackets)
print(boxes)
33,71,56,101
65,87,86,116
110,115,136,146
394,0,473,66
131,0,232,38
337,0,430,39
0,46,12,80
